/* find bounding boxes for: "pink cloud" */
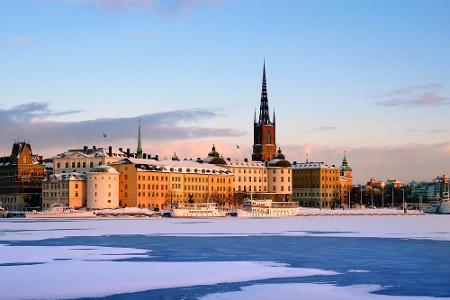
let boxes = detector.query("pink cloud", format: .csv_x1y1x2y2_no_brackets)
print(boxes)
8,36,31,45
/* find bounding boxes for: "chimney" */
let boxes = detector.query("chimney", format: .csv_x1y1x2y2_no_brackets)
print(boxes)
293,161,297,165
83,146,88,151
244,158,248,162
93,146,96,150
126,148,130,157
108,146,112,157
226,157,231,161
143,153,147,159
155,155,159,161
119,147,123,152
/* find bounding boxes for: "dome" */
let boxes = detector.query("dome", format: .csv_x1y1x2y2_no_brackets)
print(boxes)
267,148,291,167
203,145,226,165
172,152,180,161
208,145,220,158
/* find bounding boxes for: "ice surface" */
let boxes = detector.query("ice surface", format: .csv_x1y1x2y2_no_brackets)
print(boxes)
200,283,450,300
1,215,450,241
0,259,337,300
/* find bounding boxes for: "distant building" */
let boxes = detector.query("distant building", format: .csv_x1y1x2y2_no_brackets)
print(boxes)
52,146,127,174
42,173,86,209
292,161,340,208
252,62,277,162
338,154,353,208
86,166,120,209
0,142,45,210
112,157,234,210
412,174,449,202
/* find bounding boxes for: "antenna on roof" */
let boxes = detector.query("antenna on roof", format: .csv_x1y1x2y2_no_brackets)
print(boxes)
306,153,309,163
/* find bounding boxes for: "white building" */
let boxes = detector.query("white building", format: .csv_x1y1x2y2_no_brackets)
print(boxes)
53,146,127,175
86,166,120,209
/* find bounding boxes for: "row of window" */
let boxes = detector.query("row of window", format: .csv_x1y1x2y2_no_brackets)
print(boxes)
57,161,102,169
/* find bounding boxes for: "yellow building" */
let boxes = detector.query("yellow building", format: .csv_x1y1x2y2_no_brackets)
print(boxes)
42,173,86,209
202,146,292,203
292,161,340,208
112,158,234,210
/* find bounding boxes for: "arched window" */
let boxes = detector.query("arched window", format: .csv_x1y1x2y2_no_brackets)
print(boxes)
267,132,271,144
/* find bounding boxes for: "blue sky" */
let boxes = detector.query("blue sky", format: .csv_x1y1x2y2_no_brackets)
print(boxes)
1,0,450,183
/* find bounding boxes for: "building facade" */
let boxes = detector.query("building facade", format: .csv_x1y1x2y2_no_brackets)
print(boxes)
42,173,86,209
112,158,234,210
53,146,127,174
203,145,292,202
252,62,276,162
292,161,340,208
0,142,45,210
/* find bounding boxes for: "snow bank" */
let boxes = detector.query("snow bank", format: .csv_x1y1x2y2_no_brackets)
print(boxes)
0,260,337,300
200,283,449,300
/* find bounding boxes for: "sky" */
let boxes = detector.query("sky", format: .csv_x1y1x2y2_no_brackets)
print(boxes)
1,0,450,184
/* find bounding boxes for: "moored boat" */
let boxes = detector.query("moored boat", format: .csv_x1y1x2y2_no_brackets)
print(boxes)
169,202,226,218
0,206,8,218
438,199,450,214
25,204,96,218
237,199,300,217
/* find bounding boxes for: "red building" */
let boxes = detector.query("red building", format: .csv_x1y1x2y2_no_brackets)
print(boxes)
252,62,277,162
0,142,45,210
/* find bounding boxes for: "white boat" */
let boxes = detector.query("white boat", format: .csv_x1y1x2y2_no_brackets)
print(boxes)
25,204,96,219
422,201,439,214
237,199,300,217
438,199,450,214
0,206,8,218
170,202,227,218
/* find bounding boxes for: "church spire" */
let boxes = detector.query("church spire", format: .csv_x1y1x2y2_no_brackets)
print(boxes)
137,119,143,159
258,60,271,125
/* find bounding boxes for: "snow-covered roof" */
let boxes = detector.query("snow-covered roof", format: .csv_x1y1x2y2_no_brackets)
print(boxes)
292,162,337,170
224,160,266,168
113,158,232,175
44,172,86,182
53,148,127,159
88,165,120,174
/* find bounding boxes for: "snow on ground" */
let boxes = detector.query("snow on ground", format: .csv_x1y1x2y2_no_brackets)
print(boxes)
0,259,337,300
200,283,450,300
0,244,149,264
1,215,450,241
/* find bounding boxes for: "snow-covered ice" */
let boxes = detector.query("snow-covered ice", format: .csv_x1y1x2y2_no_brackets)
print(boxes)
1,216,449,299
1,215,450,241
201,283,449,300
0,259,337,300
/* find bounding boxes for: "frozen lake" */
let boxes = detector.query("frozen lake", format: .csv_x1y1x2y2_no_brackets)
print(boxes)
1,215,450,299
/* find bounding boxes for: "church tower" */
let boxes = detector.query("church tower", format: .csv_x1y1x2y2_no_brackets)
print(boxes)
136,119,143,159
252,62,276,161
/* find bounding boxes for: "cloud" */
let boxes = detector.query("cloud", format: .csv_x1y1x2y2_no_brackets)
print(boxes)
69,0,229,15
430,128,449,134
0,102,244,157
308,126,338,133
0,102,81,123
369,83,442,98
375,91,450,107
373,83,450,108
7,36,31,45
